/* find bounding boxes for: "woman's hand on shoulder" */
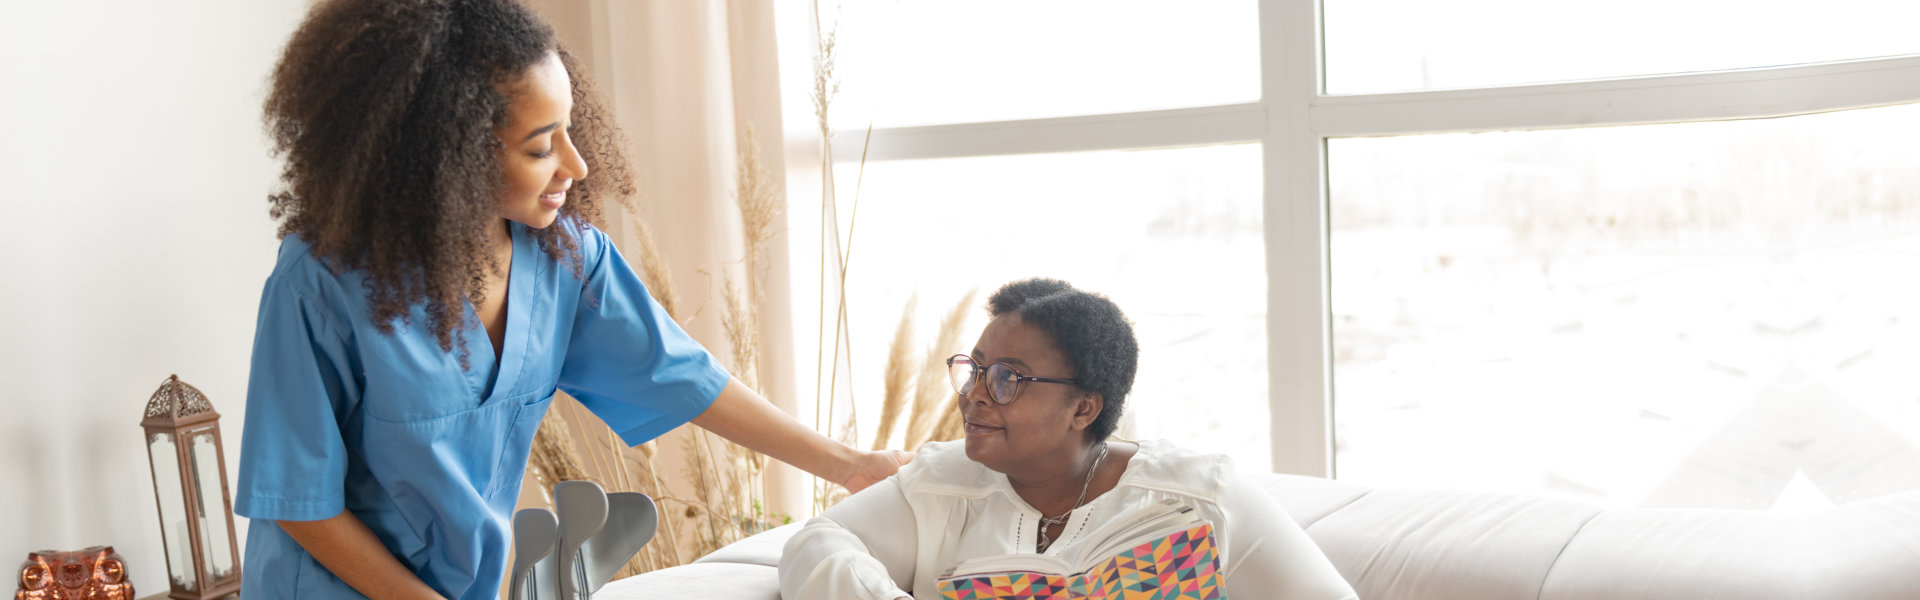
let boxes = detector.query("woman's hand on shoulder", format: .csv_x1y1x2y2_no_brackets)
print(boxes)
841,449,914,493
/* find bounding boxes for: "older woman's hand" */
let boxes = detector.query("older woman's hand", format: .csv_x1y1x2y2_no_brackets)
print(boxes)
841,449,914,493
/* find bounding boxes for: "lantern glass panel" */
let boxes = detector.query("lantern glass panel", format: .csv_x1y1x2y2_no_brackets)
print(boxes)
190,431,234,579
148,432,196,591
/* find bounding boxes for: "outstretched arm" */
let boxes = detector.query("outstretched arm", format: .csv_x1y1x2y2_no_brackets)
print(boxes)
691,378,911,492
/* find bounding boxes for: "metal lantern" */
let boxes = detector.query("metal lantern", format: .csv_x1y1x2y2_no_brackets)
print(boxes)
140,375,241,600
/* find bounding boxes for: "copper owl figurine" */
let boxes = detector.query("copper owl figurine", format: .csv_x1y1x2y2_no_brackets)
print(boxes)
15,547,133,600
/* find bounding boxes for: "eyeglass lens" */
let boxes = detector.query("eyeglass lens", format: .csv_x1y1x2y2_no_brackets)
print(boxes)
947,356,1018,404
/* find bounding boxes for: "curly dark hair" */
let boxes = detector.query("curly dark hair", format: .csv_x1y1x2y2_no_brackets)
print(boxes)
987,278,1140,442
264,0,634,354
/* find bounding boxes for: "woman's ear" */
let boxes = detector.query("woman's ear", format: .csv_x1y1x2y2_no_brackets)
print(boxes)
1070,392,1104,431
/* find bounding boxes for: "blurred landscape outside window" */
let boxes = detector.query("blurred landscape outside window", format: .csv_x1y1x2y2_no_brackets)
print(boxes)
1330,103,1920,509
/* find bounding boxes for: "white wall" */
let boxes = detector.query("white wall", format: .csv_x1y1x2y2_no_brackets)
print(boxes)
0,0,309,592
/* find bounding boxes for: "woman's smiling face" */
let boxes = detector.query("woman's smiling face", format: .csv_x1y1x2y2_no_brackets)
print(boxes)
494,51,588,229
959,313,1100,474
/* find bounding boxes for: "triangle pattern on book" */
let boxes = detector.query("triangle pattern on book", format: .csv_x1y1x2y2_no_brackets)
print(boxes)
939,523,1226,600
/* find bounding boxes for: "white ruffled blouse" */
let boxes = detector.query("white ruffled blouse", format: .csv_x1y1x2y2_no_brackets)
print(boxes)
777,439,1358,600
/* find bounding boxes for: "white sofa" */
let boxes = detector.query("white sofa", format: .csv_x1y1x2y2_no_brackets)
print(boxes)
598,474,1920,600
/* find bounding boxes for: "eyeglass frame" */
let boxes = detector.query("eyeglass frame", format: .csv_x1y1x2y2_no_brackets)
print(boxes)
946,354,1081,405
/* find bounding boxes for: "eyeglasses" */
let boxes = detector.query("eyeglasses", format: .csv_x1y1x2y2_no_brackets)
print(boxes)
946,354,1080,405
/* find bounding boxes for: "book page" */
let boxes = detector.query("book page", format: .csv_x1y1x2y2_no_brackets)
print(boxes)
1062,499,1199,567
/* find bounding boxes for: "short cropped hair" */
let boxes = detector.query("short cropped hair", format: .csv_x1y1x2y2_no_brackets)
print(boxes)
986,278,1139,442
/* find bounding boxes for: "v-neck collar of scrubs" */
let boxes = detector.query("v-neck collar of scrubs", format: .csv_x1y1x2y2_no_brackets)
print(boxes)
465,222,531,402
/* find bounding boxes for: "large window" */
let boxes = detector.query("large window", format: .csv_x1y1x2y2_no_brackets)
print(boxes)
778,0,1920,509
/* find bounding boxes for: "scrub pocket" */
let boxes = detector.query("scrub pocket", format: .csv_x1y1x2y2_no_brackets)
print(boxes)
488,391,555,499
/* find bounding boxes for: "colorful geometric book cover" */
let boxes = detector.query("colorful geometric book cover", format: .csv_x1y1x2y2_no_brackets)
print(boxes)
936,522,1227,600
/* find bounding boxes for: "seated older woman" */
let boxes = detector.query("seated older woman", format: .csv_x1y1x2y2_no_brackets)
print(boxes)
779,278,1357,599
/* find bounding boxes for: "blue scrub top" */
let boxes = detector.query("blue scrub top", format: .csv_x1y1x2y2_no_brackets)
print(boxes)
234,222,728,599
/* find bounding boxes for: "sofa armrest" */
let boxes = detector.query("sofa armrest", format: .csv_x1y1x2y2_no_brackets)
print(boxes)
693,523,803,568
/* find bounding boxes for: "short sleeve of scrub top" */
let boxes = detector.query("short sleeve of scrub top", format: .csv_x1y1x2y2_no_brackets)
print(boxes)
234,223,730,600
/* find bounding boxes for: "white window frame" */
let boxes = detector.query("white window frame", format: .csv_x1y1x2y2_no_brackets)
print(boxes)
821,0,1920,476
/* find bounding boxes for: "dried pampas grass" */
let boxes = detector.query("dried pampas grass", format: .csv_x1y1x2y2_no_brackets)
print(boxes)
526,408,588,503
809,0,839,141
736,124,781,270
872,294,919,450
721,274,760,391
904,289,977,450
930,395,965,445
629,213,680,321
658,122,790,560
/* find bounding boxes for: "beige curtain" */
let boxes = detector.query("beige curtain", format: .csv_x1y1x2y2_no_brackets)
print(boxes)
521,0,807,556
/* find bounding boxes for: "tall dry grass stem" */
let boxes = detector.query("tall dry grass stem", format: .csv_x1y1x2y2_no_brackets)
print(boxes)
722,274,760,391
806,0,874,513
736,124,781,272
629,213,679,320
905,290,978,450
525,407,588,504
931,395,965,444
872,294,919,450
809,0,837,450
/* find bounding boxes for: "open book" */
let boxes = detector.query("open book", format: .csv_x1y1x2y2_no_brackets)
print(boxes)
936,499,1227,600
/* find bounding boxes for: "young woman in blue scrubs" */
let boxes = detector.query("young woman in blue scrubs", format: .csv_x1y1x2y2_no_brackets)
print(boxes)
234,1,910,598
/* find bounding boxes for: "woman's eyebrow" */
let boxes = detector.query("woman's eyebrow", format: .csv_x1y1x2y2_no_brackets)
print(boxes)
520,121,561,143
971,351,1031,370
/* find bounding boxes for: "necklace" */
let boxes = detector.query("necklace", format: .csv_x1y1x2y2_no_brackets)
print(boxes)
1037,442,1108,553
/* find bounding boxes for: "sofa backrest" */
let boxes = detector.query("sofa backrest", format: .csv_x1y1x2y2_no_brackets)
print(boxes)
1261,473,1920,600
602,474,1920,600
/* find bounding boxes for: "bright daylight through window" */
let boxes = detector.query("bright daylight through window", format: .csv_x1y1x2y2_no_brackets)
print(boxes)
821,0,1259,127
778,0,1920,510
1330,103,1920,509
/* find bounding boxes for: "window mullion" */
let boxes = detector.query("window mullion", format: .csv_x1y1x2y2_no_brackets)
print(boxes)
1313,54,1920,138
824,103,1264,162
1264,0,1332,477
